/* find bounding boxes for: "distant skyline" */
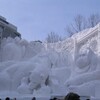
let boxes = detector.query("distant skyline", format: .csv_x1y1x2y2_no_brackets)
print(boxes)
0,0,100,41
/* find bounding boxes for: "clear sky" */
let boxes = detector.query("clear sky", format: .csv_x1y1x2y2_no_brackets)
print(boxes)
0,0,100,41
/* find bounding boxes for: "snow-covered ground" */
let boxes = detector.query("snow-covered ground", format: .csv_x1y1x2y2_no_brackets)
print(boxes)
0,24,100,100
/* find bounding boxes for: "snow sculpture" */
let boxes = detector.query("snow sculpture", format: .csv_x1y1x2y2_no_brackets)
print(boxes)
0,37,45,62
0,50,52,95
65,48,100,96
47,50,72,68
1,37,24,61
0,24,100,97
0,61,35,91
0,71,11,91
20,40,45,60
67,80,100,97
17,77,31,94
19,39,34,59
49,67,71,95
28,54,51,92
74,47,97,74
2,42,22,61
0,36,72,95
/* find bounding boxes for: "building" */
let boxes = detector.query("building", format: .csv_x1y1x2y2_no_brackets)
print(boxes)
0,16,21,40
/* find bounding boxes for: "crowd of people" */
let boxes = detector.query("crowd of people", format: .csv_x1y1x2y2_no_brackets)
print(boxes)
0,92,90,100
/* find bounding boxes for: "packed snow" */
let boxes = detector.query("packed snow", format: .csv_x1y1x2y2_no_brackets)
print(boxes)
0,24,100,100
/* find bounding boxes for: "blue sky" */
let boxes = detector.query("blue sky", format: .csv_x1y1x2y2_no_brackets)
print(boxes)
0,0,100,41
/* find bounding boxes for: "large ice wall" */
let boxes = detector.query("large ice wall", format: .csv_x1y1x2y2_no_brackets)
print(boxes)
0,23,100,98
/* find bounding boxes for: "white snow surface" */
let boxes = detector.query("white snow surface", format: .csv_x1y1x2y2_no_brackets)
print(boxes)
0,24,100,99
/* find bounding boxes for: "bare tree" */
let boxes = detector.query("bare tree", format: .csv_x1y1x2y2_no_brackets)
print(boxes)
46,32,62,43
67,14,100,36
88,13,100,27
66,15,87,36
